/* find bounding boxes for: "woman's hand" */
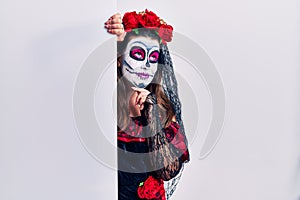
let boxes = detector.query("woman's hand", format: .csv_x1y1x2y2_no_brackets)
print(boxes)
132,87,151,108
104,13,126,41
128,87,151,117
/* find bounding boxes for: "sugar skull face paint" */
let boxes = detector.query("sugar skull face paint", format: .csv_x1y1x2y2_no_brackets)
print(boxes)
122,37,160,88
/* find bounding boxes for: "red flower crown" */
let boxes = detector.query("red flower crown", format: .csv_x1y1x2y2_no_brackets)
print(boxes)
122,9,173,44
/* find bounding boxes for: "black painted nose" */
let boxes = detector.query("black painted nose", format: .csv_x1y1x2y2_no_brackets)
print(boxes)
145,61,150,68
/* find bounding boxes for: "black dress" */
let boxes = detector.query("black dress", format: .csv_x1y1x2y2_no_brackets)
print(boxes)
118,140,149,200
117,117,189,200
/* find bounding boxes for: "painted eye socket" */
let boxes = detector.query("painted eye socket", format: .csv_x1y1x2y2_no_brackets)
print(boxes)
130,46,145,61
149,51,159,63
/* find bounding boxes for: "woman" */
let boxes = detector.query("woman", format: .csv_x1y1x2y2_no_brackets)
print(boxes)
105,10,189,200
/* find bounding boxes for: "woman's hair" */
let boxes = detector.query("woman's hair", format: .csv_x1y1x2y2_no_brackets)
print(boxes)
117,29,175,131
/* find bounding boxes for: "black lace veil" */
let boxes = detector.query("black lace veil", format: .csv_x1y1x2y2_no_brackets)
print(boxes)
148,43,190,198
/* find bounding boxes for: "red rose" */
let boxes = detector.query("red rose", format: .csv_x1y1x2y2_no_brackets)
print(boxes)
158,24,173,44
122,11,139,31
122,9,174,44
137,9,160,29
164,122,189,162
164,121,179,142
137,176,166,200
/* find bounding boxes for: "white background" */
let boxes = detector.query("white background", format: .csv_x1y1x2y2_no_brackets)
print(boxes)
1,0,300,199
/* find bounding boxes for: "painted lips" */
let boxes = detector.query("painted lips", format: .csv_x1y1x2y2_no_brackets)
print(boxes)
125,68,153,80
136,72,150,79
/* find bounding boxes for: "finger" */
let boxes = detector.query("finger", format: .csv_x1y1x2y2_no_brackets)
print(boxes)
136,93,147,105
136,92,147,105
104,16,114,25
111,18,122,24
138,93,147,102
130,91,139,105
136,93,149,104
105,14,118,25
104,20,110,25
131,87,150,95
139,104,144,110
116,13,122,18
105,23,123,30
104,25,122,32
132,90,139,98
108,28,124,35
112,13,122,20
131,87,150,102
137,97,146,106
111,23,124,29
136,96,143,106
131,87,142,92
135,91,142,105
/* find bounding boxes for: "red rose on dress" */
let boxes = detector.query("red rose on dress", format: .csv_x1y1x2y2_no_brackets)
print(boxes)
158,24,173,44
137,9,160,29
137,176,166,200
163,121,190,162
164,121,179,142
123,11,139,32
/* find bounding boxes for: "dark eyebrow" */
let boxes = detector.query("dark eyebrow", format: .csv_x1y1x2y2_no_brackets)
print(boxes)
130,41,159,50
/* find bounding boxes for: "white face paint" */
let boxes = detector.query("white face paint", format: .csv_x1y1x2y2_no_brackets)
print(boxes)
122,36,160,88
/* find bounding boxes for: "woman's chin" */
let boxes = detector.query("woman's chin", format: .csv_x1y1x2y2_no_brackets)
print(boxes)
135,83,147,88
